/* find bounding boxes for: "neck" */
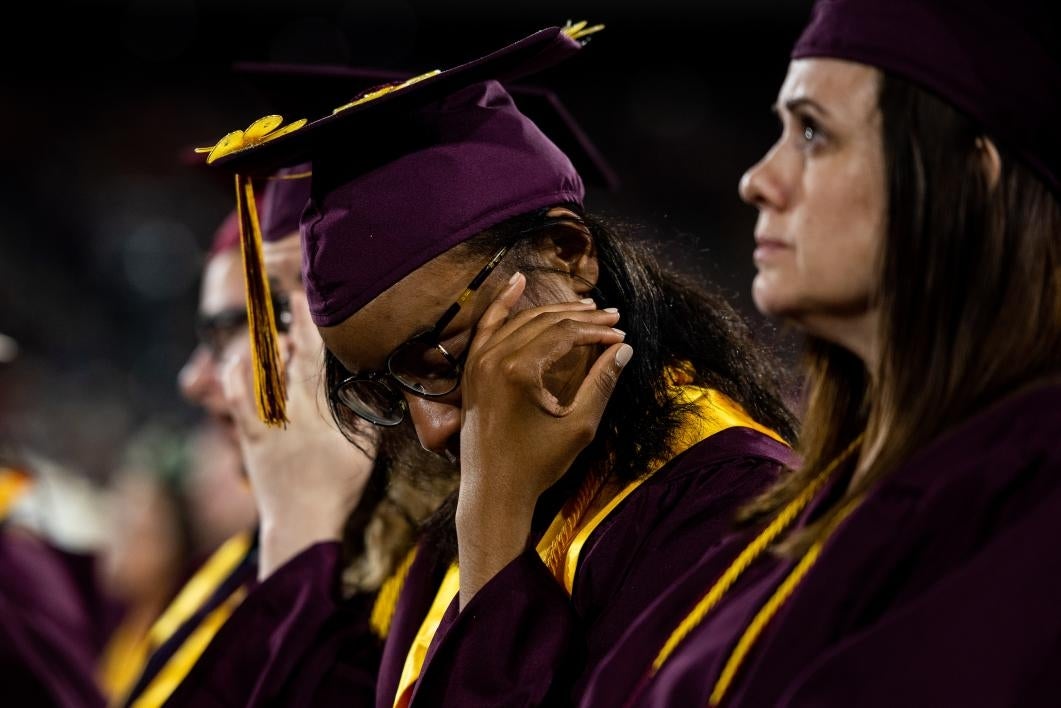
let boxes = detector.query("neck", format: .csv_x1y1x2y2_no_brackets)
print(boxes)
802,307,880,380
798,308,882,492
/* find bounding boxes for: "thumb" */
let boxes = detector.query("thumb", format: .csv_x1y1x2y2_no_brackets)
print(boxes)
572,342,632,425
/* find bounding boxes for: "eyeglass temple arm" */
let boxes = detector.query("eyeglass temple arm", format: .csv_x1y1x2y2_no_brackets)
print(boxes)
428,245,511,337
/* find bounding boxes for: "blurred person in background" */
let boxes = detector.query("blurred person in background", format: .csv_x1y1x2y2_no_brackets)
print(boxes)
0,338,106,707
107,210,263,708
124,169,451,707
97,426,196,701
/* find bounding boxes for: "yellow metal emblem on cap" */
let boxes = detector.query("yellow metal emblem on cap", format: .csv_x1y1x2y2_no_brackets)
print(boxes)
332,69,443,115
561,20,605,42
195,115,307,164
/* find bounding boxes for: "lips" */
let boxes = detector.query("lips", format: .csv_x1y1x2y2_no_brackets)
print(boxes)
753,234,792,263
754,234,791,249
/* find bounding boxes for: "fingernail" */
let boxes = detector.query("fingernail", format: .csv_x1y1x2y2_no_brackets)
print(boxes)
603,307,619,314
579,297,595,304
508,271,521,285
612,328,626,338
615,344,634,368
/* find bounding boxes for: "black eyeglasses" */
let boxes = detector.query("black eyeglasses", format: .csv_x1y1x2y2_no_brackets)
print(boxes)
196,292,292,360
332,245,510,426
332,210,588,426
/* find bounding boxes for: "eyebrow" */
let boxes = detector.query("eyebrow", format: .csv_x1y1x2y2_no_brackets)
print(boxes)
772,96,832,117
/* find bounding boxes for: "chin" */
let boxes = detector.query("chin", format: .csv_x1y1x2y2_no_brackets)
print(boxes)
751,274,796,319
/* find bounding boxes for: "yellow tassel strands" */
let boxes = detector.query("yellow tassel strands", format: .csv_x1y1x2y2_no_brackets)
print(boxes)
234,174,287,427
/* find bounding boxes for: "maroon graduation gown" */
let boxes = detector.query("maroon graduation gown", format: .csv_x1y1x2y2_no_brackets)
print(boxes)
406,427,794,706
119,535,258,707
158,427,790,707
0,528,105,708
161,541,382,707
583,381,1061,707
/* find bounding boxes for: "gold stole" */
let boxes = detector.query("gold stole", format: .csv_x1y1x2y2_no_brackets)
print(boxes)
370,547,420,640
98,616,153,701
392,385,785,707
113,531,253,708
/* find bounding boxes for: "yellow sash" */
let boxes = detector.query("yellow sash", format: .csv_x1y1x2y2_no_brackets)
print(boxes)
393,386,784,707
99,615,153,701
112,531,253,708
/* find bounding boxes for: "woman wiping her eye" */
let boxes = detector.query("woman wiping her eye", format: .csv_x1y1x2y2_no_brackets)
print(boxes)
208,25,798,707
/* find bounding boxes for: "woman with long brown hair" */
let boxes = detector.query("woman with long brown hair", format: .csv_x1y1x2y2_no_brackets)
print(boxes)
582,0,1061,705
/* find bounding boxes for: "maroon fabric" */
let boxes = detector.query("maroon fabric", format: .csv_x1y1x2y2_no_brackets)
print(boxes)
163,541,380,707
405,428,795,707
120,536,257,707
376,544,453,707
233,62,621,191
0,529,104,708
207,209,241,257
792,0,1061,197
133,428,791,708
302,79,584,326
584,381,1061,707
260,165,312,243
211,27,582,176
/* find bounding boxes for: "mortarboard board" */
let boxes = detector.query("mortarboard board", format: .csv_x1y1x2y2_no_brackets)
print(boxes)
197,22,604,426
231,62,619,191
792,0,1061,199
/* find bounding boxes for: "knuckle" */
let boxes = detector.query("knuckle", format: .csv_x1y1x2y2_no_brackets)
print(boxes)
499,354,523,379
468,352,496,378
594,369,619,397
531,311,559,327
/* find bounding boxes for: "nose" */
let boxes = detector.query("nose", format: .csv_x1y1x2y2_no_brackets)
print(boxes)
178,345,228,416
178,346,215,406
739,142,789,212
404,395,462,457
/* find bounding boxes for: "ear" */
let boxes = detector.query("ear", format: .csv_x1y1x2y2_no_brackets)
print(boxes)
535,210,599,295
976,136,1002,190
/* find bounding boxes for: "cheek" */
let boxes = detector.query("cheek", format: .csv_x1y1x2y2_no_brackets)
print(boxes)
799,204,879,297
760,161,884,316
221,331,252,362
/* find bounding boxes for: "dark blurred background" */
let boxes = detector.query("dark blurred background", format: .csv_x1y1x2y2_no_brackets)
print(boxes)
0,0,811,480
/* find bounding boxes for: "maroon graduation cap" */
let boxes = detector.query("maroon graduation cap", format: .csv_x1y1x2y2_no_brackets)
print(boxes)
197,22,604,425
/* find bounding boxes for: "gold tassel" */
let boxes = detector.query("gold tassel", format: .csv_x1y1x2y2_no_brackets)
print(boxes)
234,173,288,427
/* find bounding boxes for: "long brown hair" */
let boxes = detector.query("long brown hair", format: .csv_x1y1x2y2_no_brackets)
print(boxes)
742,72,1061,543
